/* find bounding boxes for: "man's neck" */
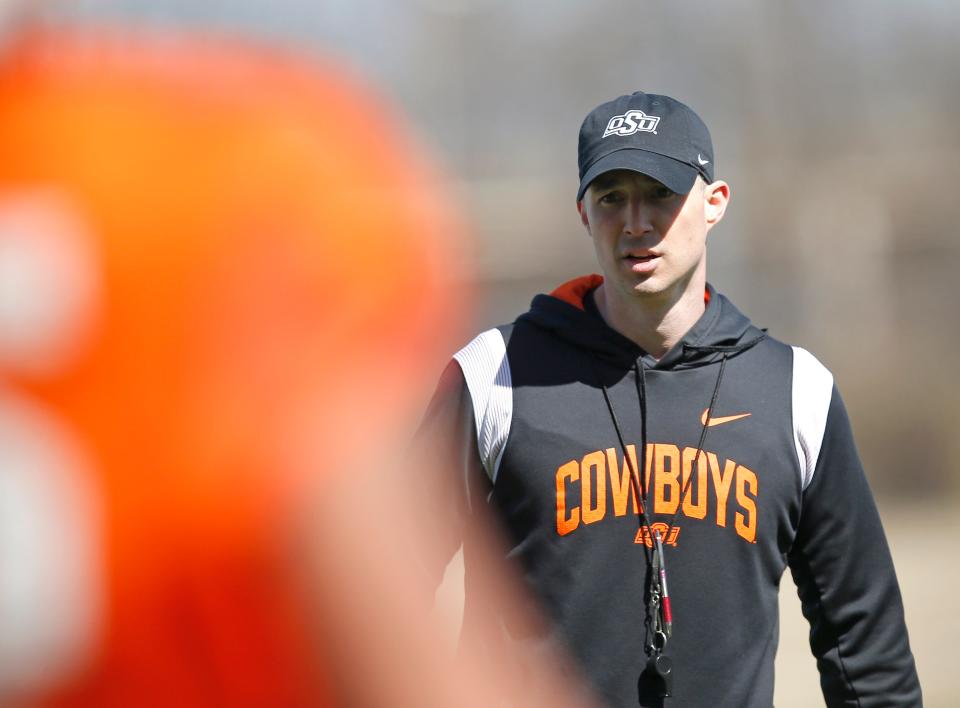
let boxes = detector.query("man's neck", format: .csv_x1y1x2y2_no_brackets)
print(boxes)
594,280,706,359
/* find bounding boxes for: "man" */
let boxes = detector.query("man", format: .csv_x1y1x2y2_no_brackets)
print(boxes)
418,91,922,707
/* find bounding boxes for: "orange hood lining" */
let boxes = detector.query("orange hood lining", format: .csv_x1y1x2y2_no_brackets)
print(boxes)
549,275,710,310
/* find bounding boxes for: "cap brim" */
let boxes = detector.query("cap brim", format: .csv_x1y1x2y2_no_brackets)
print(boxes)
576,149,699,201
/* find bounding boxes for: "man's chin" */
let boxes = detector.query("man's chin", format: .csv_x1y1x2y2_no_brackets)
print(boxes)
628,279,665,298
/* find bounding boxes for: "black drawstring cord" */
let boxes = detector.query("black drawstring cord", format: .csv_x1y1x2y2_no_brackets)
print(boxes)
633,358,659,656
661,354,729,539
663,333,767,534
601,352,730,540
600,357,663,655
634,359,649,503
593,328,762,686
599,351,731,657
599,376,654,569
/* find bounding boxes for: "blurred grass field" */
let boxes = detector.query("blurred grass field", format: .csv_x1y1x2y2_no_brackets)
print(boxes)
775,502,959,707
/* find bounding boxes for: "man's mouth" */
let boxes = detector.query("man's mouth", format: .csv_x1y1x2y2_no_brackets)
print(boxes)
623,252,661,272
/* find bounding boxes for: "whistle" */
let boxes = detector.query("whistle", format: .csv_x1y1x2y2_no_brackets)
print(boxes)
645,653,673,697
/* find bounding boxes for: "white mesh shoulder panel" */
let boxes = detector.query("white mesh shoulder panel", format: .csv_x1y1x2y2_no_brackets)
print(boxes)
453,329,512,484
791,346,834,490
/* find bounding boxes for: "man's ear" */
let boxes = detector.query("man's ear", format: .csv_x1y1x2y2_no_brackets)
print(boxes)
704,180,730,229
576,199,591,235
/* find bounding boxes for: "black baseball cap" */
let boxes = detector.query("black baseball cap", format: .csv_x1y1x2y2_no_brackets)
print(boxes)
576,91,714,201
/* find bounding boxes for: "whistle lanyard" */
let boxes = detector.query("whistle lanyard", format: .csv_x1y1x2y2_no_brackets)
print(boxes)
599,355,730,696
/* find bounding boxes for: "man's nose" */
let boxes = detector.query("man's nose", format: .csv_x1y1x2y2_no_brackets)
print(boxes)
623,200,654,235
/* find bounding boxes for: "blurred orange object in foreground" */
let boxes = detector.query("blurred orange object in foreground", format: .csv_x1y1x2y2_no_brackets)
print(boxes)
0,27,464,706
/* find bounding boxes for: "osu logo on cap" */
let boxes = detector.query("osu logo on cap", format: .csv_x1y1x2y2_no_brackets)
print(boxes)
602,109,660,138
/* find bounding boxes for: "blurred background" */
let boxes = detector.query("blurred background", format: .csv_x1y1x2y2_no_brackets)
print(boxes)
1,1,957,705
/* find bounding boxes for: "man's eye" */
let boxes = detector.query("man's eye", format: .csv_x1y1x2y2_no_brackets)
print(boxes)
652,187,676,200
598,192,623,204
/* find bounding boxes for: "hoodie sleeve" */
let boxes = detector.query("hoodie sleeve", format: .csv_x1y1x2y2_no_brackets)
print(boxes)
410,358,487,590
787,385,922,707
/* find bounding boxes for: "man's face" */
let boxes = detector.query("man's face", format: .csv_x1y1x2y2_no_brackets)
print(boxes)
577,170,728,304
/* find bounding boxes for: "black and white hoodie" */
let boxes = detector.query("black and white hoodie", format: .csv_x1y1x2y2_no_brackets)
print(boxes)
419,275,921,707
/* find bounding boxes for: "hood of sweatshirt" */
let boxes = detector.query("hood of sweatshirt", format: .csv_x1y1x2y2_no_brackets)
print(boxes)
516,274,766,370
